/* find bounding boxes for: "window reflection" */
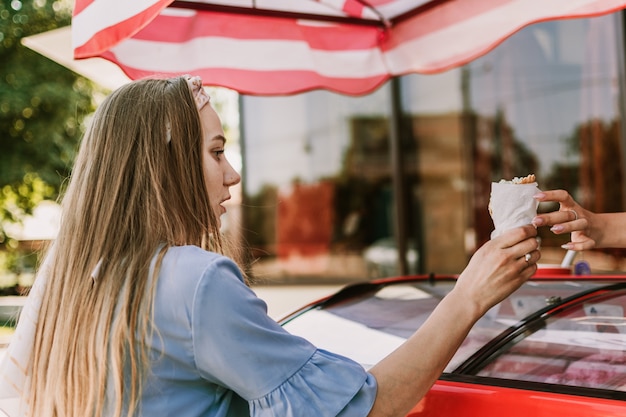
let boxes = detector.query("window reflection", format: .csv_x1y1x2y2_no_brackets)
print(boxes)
465,15,624,258
478,290,626,392
241,13,625,282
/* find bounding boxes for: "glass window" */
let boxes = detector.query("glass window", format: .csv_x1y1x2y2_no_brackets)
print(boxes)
281,280,610,372
477,289,626,391
461,14,625,265
241,88,396,282
240,12,625,282
399,13,624,273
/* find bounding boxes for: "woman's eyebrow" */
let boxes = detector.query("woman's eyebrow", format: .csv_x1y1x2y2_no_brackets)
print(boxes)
212,134,227,144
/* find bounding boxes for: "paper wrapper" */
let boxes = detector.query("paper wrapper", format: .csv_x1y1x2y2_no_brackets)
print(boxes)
489,181,541,238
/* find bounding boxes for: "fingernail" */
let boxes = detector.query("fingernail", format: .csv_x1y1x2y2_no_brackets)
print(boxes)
551,225,563,233
561,243,573,250
533,192,546,199
532,217,544,226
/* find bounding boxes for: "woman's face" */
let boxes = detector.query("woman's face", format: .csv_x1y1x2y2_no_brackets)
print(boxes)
198,103,241,226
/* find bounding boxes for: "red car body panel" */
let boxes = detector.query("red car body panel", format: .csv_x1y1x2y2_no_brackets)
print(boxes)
409,380,625,416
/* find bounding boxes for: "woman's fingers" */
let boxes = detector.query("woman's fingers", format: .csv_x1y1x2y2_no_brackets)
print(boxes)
518,248,540,264
497,226,541,276
459,228,540,311
496,224,538,249
483,226,540,273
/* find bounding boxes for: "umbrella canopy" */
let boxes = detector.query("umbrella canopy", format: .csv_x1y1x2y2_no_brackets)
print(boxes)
72,0,626,96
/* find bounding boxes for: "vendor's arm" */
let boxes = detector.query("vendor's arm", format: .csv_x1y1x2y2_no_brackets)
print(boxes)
368,225,539,417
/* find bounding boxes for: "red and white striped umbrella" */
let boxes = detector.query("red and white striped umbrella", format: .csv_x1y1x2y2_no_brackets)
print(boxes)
72,0,626,96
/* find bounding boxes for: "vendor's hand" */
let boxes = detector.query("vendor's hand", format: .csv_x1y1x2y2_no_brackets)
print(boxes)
454,225,539,316
532,189,594,251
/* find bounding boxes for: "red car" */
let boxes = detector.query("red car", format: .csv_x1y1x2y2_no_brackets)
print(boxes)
279,272,626,416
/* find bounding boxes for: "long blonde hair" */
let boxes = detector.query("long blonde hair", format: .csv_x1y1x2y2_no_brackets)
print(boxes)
28,77,243,417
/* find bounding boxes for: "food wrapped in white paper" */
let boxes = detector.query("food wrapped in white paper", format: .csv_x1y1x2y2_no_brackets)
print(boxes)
489,175,541,238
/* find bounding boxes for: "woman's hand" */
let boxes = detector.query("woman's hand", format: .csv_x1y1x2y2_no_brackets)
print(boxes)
531,189,595,251
454,224,540,316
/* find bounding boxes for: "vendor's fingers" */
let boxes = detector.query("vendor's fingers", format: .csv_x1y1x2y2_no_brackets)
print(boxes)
549,217,588,235
534,189,575,205
532,190,580,223
563,208,579,222
533,209,583,229
561,238,596,251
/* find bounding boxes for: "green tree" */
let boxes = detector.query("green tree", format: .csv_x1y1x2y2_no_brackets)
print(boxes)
0,0,97,244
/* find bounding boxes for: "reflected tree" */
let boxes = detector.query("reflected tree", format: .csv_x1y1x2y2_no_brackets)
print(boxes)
0,0,97,246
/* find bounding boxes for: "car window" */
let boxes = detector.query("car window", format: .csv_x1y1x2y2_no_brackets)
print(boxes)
476,289,626,391
282,279,609,371
283,284,433,369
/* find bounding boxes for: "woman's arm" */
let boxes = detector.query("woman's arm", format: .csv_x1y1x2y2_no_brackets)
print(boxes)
367,225,540,417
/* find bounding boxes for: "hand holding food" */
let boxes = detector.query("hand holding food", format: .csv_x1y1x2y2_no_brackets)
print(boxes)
456,224,539,314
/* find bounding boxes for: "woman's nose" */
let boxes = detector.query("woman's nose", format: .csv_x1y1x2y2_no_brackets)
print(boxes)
225,162,241,186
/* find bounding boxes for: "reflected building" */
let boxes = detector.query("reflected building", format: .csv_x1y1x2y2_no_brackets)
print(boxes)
236,12,626,281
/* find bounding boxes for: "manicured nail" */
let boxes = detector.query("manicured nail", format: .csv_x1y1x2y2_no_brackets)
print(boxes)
533,192,546,199
551,225,564,233
561,243,573,250
532,217,544,226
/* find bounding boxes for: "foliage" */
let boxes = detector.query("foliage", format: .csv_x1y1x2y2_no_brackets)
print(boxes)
0,0,97,245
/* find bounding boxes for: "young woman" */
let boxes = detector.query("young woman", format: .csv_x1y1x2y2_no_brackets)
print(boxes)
0,75,540,417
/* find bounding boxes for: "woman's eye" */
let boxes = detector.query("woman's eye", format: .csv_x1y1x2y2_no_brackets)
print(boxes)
213,149,225,159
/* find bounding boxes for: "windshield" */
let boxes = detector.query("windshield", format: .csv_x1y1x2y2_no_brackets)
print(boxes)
476,288,626,391
282,279,610,371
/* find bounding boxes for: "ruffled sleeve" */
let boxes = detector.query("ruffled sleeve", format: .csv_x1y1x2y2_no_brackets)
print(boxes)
191,256,377,416
250,349,377,417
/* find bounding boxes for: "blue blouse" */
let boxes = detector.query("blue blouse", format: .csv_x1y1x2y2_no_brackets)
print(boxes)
133,245,377,416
